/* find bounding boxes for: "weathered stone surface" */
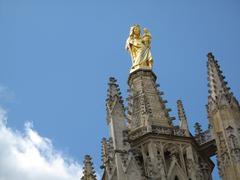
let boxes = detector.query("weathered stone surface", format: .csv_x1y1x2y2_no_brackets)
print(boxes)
206,53,240,180
82,53,240,180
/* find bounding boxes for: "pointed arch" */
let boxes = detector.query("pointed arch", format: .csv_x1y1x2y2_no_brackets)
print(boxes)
125,157,142,180
167,158,188,180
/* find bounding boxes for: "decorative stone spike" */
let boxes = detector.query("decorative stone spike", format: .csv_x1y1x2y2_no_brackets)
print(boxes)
177,100,190,136
170,117,176,121
106,76,125,124
207,52,239,115
194,122,202,135
101,138,108,168
81,155,97,180
159,91,164,96
207,52,214,60
163,100,168,103
106,77,123,103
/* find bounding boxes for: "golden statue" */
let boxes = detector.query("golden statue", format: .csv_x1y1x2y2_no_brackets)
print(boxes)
125,25,153,72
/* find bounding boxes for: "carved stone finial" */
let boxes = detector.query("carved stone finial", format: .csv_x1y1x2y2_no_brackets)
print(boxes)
106,77,125,124
106,77,123,105
177,100,190,136
207,52,214,60
177,100,187,122
81,155,97,180
101,138,108,166
194,122,202,135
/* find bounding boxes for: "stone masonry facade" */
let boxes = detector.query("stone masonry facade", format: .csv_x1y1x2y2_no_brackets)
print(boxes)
80,53,240,180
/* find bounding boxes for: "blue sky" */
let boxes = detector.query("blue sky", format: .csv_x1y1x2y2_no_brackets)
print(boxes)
0,0,240,179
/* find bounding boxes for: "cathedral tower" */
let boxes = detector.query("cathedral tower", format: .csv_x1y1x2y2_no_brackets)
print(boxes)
100,68,214,180
99,26,214,180
81,26,240,180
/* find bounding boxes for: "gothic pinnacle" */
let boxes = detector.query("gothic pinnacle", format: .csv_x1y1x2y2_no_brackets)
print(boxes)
177,100,186,121
206,52,239,114
106,77,125,124
101,138,109,170
177,100,190,136
81,155,97,180
106,77,124,106
194,122,202,135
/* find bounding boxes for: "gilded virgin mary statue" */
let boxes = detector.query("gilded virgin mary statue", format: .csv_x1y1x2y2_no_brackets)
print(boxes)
125,25,153,72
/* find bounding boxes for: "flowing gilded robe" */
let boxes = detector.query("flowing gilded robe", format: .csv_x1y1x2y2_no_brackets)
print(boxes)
125,36,153,69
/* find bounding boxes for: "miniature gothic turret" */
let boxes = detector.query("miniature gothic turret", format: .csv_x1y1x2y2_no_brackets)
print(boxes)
177,100,190,136
194,122,203,135
104,77,130,180
106,77,126,150
206,52,240,180
81,155,97,180
207,52,239,116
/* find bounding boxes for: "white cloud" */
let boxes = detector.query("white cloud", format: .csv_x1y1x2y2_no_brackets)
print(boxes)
0,107,83,180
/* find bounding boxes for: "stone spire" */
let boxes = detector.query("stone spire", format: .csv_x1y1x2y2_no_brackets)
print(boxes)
106,77,125,124
101,137,115,176
127,70,174,130
207,52,239,115
105,77,128,179
177,100,190,136
194,122,202,135
105,77,126,149
206,52,240,180
81,155,97,180
101,138,108,169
